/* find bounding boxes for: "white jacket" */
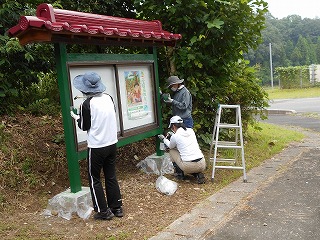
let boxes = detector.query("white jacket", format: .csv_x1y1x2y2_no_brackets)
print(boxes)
164,127,204,161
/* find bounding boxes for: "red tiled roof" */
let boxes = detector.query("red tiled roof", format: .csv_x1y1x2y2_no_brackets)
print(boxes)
8,3,182,47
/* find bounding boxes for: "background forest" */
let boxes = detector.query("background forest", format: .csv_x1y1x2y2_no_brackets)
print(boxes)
246,13,320,86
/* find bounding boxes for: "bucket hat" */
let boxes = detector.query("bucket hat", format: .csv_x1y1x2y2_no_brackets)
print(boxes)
168,115,183,128
167,76,184,87
73,72,106,94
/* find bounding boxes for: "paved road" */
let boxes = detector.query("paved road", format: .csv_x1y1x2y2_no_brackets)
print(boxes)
263,97,320,132
268,97,320,113
208,143,320,240
266,114,320,132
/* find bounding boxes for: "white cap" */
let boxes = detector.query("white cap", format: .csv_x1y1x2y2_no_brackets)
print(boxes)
168,115,183,128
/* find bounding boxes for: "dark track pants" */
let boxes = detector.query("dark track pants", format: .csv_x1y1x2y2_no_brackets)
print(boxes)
87,144,122,213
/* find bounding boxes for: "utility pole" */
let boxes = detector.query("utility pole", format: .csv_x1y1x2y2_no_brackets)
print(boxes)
269,43,274,88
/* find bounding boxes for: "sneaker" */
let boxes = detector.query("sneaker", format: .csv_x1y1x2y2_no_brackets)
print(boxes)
93,208,114,220
111,207,123,217
195,172,205,184
173,164,185,180
174,172,185,180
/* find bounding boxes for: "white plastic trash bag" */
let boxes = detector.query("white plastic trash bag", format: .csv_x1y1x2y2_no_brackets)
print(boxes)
137,153,174,175
156,176,178,195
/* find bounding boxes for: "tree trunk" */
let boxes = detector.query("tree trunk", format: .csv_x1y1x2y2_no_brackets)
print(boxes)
166,46,176,75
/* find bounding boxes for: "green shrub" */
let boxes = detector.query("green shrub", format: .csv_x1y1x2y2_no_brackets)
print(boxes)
275,66,310,89
26,98,60,116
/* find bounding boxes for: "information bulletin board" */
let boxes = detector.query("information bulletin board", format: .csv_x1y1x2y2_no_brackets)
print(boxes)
67,61,158,152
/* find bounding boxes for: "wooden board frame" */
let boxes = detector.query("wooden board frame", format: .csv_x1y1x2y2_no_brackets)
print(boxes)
55,44,163,192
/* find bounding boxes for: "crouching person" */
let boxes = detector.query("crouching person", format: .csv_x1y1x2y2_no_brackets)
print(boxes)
158,116,206,184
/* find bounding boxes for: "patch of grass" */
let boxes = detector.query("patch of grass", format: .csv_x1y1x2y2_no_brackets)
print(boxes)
0,219,62,240
0,122,8,143
106,232,130,240
0,194,5,207
265,86,320,99
300,112,320,119
22,158,33,174
0,222,15,233
245,122,304,169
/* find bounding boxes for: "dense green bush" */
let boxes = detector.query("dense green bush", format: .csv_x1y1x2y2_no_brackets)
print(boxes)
26,98,61,116
21,71,60,116
275,66,310,89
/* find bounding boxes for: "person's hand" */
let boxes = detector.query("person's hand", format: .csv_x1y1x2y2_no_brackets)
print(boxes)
70,111,80,120
164,96,173,103
158,134,165,141
166,131,174,138
162,93,173,103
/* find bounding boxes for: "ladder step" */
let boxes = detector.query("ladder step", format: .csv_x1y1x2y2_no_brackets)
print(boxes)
215,166,244,170
212,141,238,146
219,104,240,108
209,157,236,162
216,159,236,163
218,124,240,128
216,145,243,149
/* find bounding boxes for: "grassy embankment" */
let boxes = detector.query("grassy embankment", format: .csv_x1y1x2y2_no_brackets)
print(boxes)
265,86,320,99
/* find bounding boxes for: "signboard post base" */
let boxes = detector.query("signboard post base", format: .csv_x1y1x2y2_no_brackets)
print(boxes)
43,187,93,220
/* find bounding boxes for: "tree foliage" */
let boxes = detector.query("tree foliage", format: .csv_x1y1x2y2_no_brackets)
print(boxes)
246,13,320,85
0,1,56,113
134,0,269,142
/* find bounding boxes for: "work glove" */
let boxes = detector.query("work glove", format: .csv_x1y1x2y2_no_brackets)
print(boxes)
70,111,80,120
162,93,173,103
166,131,174,139
158,134,165,142
165,97,173,103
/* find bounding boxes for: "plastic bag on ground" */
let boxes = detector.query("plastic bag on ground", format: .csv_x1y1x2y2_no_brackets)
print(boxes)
137,152,174,175
156,176,178,195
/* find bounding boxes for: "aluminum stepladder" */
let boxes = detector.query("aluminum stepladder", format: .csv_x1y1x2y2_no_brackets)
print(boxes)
209,104,247,182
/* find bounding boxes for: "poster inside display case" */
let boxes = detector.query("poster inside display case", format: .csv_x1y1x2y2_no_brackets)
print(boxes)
118,65,156,130
68,62,158,151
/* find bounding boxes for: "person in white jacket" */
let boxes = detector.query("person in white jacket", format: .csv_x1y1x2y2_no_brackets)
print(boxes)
158,116,206,184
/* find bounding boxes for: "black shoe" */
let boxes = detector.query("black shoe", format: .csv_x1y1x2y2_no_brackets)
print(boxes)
111,207,123,217
194,172,205,184
173,163,185,180
94,208,114,220
174,172,185,180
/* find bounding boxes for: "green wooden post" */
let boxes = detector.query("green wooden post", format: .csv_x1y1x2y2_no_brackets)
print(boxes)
54,43,82,193
152,47,164,156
